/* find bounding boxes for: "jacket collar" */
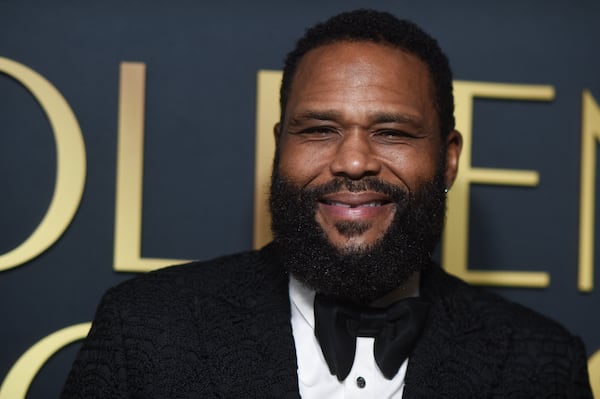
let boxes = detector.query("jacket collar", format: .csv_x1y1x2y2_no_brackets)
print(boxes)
196,244,301,398
403,264,512,398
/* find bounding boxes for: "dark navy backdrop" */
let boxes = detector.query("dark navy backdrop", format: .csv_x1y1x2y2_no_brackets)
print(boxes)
1,1,599,397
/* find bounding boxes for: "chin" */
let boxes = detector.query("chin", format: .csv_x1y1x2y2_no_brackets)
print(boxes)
330,237,378,256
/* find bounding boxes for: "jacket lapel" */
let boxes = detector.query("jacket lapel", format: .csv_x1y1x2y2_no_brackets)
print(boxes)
197,245,301,398
403,265,511,398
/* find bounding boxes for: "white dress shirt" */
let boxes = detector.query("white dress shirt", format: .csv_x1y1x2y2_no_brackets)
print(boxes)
289,277,409,398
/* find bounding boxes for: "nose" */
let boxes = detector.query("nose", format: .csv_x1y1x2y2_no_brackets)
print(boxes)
329,131,381,179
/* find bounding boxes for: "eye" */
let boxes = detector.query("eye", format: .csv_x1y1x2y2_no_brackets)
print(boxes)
297,126,340,139
373,129,415,142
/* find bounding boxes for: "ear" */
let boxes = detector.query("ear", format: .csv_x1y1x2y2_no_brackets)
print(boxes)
273,122,281,145
444,130,462,189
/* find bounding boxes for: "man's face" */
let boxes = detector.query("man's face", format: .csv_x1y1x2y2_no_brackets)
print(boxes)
271,41,461,302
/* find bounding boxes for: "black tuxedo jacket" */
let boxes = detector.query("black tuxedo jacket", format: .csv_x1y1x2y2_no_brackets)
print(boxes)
62,244,592,398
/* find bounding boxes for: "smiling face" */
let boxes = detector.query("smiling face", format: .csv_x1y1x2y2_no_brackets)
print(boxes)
270,40,461,302
275,41,459,253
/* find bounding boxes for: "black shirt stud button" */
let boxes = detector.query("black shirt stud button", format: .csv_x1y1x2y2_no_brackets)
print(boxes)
356,376,366,388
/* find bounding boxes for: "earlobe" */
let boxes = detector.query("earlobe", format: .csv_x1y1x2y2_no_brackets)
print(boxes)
444,130,462,189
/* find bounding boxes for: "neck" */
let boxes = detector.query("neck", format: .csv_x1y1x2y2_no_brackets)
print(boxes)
369,271,420,308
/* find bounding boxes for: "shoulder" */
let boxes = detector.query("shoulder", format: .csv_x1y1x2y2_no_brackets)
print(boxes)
100,244,285,313
424,265,573,336
419,265,591,396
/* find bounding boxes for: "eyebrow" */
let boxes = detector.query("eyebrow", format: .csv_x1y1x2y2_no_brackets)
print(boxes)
371,112,420,125
289,110,421,126
289,110,341,125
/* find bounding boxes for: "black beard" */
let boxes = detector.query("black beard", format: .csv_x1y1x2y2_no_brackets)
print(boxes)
269,167,447,305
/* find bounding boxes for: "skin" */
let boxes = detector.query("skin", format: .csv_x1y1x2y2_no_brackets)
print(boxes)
275,41,462,285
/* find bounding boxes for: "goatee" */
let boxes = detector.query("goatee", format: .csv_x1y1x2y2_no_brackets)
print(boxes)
269,167,447,304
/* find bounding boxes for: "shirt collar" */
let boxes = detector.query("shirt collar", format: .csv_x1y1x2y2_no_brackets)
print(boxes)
289,275,316,329
289,272,421,329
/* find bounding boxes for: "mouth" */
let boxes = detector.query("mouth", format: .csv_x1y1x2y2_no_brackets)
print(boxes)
316,191,396,237
320,199,391,208
317,192,395,223
319,192,393,208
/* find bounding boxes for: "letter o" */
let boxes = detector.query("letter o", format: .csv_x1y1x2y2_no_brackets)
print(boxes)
0,323,91,399
0,57,86,271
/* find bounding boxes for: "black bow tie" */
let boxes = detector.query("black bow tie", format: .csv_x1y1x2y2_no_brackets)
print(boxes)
313,294,430,381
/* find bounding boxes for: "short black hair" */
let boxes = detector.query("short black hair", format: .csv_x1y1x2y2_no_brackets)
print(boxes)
280,9,455,137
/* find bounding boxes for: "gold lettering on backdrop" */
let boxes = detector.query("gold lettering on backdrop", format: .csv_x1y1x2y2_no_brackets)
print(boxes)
253,70,281,249
590,349,600,398
444,81,553,287
578,90,600,292
113,62,186,272
0,323,91,399
0,57,86,271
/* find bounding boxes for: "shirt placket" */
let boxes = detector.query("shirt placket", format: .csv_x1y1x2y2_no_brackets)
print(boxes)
344,337,376,398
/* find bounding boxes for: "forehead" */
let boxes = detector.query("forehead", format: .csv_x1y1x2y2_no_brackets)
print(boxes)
286,41,436,126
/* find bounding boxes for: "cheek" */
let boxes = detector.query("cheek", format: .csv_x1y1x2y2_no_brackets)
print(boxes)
277,142,331,183
380,147,441,185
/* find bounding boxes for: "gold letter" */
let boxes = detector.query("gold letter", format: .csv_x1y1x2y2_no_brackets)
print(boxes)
443,81,553,287
0,323,91,399
0,58,86,271
578,90,600,292
253,70,281,249
590,349,600,398
113,62,186,272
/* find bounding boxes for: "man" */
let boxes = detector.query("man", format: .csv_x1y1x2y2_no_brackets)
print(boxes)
62,9,592,398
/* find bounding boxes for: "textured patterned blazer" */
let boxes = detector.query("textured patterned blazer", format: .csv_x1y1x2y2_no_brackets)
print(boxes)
62,243,592,398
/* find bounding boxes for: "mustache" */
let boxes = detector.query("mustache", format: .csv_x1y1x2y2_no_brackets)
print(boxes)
302,177,408,204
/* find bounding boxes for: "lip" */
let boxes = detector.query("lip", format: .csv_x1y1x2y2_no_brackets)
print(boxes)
318,192,394,220
319,192,392,207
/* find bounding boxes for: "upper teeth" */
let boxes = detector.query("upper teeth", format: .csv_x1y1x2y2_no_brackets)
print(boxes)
328,201,382,208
